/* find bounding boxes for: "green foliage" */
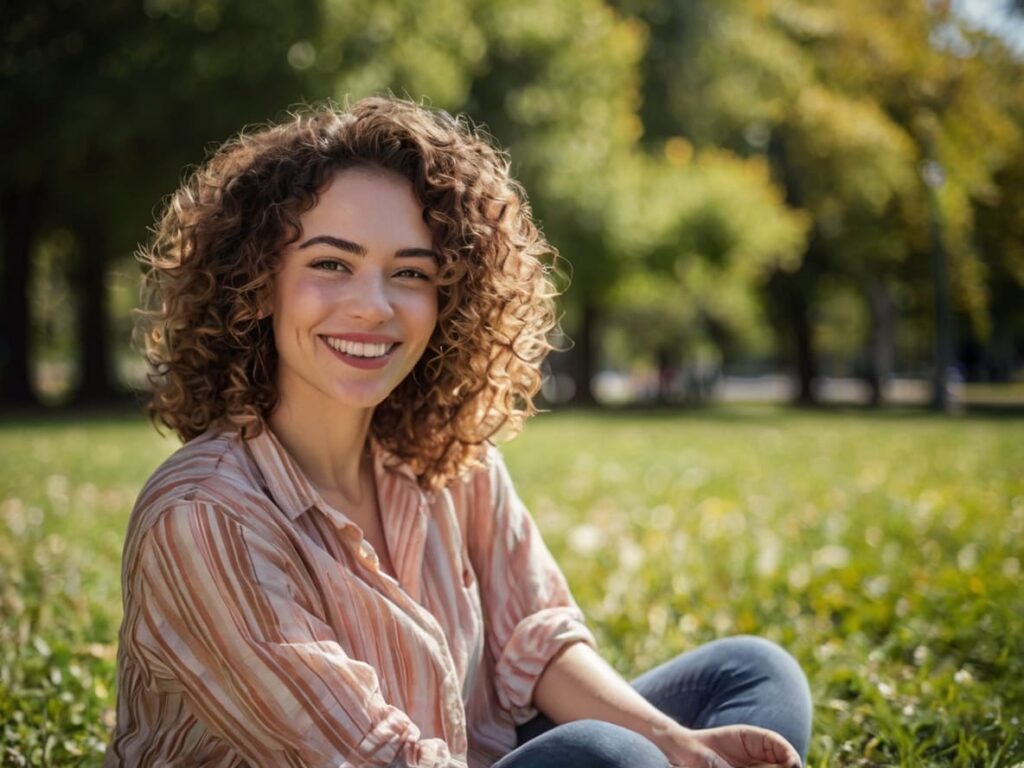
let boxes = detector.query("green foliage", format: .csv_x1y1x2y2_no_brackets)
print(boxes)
0,418,177,765
468,0,648,310
974,120,1024,375
3,0,333,401
605,149,809,359
787,0,1022,337
2,410,1023,765
316,0,486,108
8,0,1023,405
4,0,324,244
616,0,1024,387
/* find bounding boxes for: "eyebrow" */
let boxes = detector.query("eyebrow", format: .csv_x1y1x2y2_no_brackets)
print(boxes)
298,234,438,261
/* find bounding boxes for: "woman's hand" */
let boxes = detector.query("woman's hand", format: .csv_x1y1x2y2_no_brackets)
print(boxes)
654,722,802,768
530,641,803,768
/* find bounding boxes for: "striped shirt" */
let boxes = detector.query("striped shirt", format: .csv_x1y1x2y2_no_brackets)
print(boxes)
105,427,596,767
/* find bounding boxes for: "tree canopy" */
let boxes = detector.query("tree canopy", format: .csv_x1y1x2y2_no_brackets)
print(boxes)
2,0,1022,406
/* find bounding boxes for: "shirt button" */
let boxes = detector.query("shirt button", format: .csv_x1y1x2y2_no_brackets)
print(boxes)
358,541,379,566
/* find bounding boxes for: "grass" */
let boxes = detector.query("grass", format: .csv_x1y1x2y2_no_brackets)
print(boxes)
1,405,1022,766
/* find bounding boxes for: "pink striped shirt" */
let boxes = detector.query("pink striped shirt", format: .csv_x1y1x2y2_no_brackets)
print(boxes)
105,427,596,767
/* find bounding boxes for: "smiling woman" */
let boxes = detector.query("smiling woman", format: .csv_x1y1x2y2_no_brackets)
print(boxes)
271,169,440,411
107,96,811,768
135,98,555,487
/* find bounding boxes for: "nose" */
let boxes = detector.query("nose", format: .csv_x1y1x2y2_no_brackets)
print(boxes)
344,270,394,325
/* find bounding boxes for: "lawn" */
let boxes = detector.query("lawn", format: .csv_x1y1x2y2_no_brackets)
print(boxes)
1,406,1021,766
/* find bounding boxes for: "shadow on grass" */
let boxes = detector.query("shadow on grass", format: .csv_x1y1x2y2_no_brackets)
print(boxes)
3,395,1022,431
0,395,149,429
545,399,1024,423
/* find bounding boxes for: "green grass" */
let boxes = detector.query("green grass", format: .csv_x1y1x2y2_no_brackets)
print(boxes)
1,406,1022,766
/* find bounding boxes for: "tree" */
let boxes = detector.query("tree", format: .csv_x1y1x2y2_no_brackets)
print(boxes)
465,0,649,401
969,42,1024,382
602,148,808,401
786,1,1022,404
2,0,321,404
612,0,1024,404
311,0,650,401
3,0,650,406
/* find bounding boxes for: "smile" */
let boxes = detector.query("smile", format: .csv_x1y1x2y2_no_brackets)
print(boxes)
319,335,398,370
322,337,396,358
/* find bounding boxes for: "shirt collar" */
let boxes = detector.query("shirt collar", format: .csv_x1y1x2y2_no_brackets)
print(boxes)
244,423,422,523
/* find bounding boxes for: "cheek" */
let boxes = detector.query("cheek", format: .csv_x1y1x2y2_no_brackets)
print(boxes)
418,293,440,340
275,278,331,323
272,279,332,354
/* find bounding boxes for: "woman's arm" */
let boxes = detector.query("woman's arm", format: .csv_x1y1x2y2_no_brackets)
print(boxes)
466,449,800,767
533,640,680,748
462,447,599,723
128,500,464,768
532,633,802,768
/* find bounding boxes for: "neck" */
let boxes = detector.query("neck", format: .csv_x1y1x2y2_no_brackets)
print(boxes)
267,376,375,506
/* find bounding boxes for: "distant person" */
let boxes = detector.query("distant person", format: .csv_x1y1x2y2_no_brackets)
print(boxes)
106,96,811,767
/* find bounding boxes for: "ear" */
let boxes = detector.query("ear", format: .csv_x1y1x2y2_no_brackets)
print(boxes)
255,290,273,320
253,275,276,321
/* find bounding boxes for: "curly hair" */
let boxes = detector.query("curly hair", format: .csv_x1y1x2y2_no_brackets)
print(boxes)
137,96,561,489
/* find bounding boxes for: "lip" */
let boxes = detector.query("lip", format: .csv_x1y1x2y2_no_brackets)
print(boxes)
320,332,399,344
319,334,398,370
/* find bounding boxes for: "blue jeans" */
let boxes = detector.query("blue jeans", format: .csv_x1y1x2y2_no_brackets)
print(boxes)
492,636,813,768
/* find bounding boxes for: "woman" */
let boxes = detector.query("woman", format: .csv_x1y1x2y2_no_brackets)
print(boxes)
107,96,812,768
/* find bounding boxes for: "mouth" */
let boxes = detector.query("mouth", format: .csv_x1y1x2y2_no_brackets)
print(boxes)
319,335,399,370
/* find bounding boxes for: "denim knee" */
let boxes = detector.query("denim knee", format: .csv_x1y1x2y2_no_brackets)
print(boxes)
494,719,668,768
709,635,813,758
713,635,810,694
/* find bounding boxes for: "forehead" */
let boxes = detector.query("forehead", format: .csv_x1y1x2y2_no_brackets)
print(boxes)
299,167,431,244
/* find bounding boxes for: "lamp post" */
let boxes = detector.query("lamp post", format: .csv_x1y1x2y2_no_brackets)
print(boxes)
920,156,955,412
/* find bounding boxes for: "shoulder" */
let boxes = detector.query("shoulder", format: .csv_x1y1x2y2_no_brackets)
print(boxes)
445,442,514,521
124,431,269,562
135,430,253,509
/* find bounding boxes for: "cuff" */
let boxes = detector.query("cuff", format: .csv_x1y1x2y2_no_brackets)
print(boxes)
354,706,460,767
405,737,466,768
493,606,598,724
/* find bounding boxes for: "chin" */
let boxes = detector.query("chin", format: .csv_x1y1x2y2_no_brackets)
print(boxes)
329,383,395,410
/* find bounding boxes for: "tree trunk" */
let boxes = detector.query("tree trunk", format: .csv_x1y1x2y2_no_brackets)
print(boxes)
767,132,820,406
72,223,117,403
927,183,954,412
791,290,817,406
865,275,895,407
569,303,599,405
656,346,673,405
0,189,40,405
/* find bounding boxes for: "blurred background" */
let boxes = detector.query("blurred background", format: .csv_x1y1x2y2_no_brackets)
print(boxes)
3,0,1024,411
4,4,1024,764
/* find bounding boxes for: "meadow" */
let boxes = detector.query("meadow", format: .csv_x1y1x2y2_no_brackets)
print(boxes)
0,406,1021,766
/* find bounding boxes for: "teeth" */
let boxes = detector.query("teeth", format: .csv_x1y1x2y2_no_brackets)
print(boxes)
324,337,393,358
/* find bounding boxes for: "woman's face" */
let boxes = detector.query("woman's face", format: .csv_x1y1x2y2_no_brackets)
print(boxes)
271,167,439,412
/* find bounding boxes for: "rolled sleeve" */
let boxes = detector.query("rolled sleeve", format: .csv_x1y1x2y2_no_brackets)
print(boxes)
129,501,463,768
494,606,597,721
466,447,597,724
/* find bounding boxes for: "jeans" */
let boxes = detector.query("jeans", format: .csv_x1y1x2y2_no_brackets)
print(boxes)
491,636,813,768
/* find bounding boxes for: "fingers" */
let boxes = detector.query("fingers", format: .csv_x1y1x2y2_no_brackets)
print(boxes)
698,724,799,768
668,755,727,768
667,744,733,768
676,755,731,768
739,726,801,767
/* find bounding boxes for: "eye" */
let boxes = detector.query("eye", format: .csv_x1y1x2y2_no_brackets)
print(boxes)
311,259,350,273
394,267,434,281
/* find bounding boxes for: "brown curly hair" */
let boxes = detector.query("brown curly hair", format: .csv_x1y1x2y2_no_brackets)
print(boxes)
137,96,561,488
